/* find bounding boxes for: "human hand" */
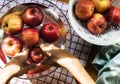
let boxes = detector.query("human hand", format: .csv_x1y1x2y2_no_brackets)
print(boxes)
0,47,35,84
40,43,95,84
8,47,35,76
39,43,78,67
39,43,61,67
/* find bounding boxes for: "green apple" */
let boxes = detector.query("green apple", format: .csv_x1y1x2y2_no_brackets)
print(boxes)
92,0,111,13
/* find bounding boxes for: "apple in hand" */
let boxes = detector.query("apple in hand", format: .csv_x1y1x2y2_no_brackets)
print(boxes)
75,0,94,20
107,6,120,25
1,36,22,57
40,23,61,43
2,14,23,35
20,28,40,47
27,64,51,74
92,0,111,13
87,13,107,34
28,47,44,63
22,6,43,27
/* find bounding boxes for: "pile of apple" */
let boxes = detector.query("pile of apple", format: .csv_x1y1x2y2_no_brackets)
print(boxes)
1,6,61,64
75,0,120,35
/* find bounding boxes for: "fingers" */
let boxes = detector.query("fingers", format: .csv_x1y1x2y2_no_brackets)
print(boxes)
24,63,36,71
39,43,53,57
42,58,60,67
15,63,36,76
39,43,54,51
13,46,29,62
39,43,60,57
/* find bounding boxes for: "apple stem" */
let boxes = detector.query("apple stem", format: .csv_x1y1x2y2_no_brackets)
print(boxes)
49,26,54,30
99,25,103,29
5,23,8,27
31,9,36,14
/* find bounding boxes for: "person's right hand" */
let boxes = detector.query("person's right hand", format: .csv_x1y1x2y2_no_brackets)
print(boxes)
39,43,81,68
39,43,62,67
39,43,95,84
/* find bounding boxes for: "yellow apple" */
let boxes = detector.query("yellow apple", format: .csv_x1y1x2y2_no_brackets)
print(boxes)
92,0,111,13
2,14,23,35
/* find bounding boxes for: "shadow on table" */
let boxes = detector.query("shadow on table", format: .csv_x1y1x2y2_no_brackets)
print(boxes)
85,45,98,81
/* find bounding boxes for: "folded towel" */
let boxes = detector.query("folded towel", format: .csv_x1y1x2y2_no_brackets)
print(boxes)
92,43,120,84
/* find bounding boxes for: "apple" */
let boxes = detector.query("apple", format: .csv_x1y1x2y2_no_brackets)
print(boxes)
107,6,120,25
28,47,44,63
87,13,107,34
2,13,23,35
92,0,111,13
1,36,22,57
40,23,61,43
75,0,94,20
27,64,51,74
20,28,40,47
22,6,43,27
0,47,7,64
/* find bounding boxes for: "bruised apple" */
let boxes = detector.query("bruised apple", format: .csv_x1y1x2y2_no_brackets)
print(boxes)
1,36,22,57
107,6,120,25
20,28,40,47
28,47,44,63
75,0,94,20
40,23,61,43
2,14,23,35
92,0,111,13
22,6,43,27
87,13,107,34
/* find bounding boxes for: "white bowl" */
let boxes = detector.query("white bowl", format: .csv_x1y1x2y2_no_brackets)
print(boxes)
68,0,120,46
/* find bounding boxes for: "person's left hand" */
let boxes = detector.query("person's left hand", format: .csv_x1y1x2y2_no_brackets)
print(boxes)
0,47,35,84
5,47,36,76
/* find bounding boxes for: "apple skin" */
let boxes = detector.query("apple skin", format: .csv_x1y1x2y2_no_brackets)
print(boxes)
20,28,40,47
27,64,51,74
1,36,22,57
75,0,94,20
92,0,111,13
22,6,43,27
107,6,120,25
87,13,107,34
2,14,23,35
28,47,44,63
40,23,61,43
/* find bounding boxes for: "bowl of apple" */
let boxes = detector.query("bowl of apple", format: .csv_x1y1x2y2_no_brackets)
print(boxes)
69,0,120,46
0,0,71,79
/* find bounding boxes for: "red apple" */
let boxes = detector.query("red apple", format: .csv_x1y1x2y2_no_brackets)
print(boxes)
75,0,94,20
28,47,44,63
1,36,22,57
20,28,40,47
40,23,61,43
22,6,43,27
87,13,107,34
107,6,120,25
0,47,7,64
27,64,51,74
2,14,23,35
